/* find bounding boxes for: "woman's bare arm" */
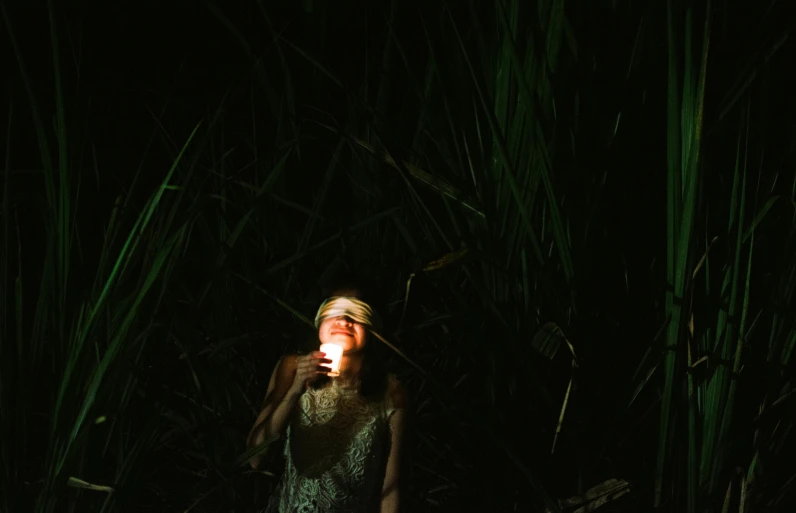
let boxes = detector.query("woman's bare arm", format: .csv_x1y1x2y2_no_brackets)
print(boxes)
246,355,301,469
381,376,410,513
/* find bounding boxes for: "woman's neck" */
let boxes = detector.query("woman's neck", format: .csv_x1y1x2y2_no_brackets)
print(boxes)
336,351,364,384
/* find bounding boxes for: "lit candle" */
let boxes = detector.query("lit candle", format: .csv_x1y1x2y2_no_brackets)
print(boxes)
319,343,343,377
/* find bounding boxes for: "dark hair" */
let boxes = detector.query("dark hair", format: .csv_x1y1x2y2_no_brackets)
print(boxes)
306,271,390,402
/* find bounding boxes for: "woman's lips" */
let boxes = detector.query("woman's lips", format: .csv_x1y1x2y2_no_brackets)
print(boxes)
331,330,353,336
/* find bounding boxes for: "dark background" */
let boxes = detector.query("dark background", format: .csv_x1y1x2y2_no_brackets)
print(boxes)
2,1,795,512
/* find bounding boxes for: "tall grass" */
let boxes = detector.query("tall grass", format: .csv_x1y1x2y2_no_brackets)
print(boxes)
1,1,794,512
650,1,795,511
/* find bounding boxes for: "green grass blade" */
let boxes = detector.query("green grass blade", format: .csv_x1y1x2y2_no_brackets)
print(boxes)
656,0,682,504
444,5,546,272
0,6,56,208
204,1,283,127
657,0,710,507
48,6,71,347
48,123,200,491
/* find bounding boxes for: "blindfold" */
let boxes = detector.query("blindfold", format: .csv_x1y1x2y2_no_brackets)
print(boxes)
314,296,383,331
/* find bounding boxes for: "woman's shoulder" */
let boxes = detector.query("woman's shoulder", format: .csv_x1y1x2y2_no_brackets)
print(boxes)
385,373,409,410
272,354,299,382
280,353,299,366
277,353,299,370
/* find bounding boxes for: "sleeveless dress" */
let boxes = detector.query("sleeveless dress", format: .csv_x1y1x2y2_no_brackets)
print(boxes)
263,378,396,513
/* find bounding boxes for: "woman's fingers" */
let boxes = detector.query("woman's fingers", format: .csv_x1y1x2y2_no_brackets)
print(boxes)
308,357,333,366
313,359,332,373
293,353,332,388
298,355,332,368
298,363,330,375
296,355,331,376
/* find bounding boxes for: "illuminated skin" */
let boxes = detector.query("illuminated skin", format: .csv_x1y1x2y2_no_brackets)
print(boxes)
318,314,368,354
315,287,374,355
315,288,370,383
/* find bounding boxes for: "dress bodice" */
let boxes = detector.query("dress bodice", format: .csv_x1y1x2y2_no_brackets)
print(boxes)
264,379,395,513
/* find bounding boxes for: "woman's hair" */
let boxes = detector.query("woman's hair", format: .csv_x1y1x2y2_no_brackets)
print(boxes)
305,271,390,402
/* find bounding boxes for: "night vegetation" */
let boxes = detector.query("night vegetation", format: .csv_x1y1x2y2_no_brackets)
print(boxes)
1,1,794,511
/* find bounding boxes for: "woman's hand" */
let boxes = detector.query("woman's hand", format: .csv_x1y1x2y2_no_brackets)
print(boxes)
247,354,329,468
289,351,332,396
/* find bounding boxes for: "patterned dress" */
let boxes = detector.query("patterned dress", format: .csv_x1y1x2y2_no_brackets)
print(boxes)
264,378,396,513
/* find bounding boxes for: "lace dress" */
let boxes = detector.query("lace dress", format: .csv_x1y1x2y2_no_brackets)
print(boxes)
264,378,396,513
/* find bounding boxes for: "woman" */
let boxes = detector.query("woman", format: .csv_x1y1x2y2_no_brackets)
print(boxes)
247,274,410,513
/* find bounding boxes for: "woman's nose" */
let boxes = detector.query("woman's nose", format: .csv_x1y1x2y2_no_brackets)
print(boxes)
335,316,353,325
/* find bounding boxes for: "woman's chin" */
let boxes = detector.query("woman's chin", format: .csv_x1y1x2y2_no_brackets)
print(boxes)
327,334,354,345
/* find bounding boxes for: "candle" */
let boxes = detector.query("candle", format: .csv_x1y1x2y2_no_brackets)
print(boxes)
319,343,343,377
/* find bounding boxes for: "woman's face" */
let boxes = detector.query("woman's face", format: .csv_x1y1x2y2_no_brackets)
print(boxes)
318,315,368,353
317,288,369,353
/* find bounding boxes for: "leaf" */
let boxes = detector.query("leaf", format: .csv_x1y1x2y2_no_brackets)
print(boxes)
346,134,485,218
742,196,779,243
67,476,114,493
423,248,471,272
531,321,566,360
545,478,630,513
